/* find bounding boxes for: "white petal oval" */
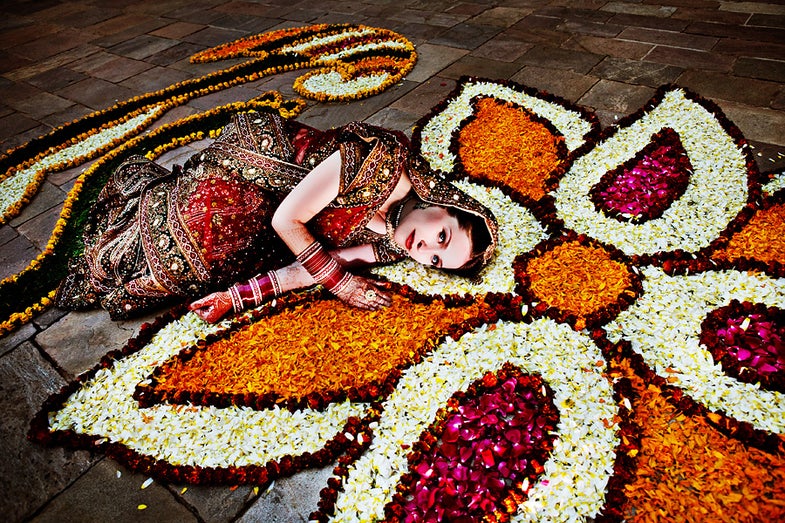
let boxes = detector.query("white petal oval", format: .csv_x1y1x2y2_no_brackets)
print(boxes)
331,318,619,523
605,266,785,434
554,88,749,256
418,79,595,174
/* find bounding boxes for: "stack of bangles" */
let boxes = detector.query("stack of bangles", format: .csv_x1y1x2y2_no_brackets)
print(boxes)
228,270,282,313
228,241,355,313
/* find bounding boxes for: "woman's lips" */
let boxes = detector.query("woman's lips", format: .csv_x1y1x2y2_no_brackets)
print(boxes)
405,230,414,251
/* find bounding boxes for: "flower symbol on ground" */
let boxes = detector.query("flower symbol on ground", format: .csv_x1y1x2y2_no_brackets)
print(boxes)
28,71,785,523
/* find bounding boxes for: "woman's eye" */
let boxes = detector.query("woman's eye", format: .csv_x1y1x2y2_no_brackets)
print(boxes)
438,230,446,243
431,255,440,266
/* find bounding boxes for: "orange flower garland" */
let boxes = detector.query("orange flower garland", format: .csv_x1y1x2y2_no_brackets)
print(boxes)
618,358,785,522
147,294,482,405
458,97,566,201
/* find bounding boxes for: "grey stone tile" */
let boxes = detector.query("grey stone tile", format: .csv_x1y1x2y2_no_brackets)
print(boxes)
511,66,599,102
734,57,785,83
35,309,161,379
717,101,785,147
600,2,677,17
118,66,191,93
16,203,62,251
32,461,197,523
0,321,36,357
237,465,334,523
404,43,468,83
429,22,503,50
9,181,66,228
517,45,604,74
676,70,784,107
0,342,96,522
590,56,683,87
577,78,655,120
440,54,523,81
388,78,457,122
364,106,420,136
172,483,257,523
0,234,37,281
109,35,180,61
562,34,653,61
54,77,136,111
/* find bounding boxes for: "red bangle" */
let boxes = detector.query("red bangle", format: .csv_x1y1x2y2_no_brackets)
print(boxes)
296,241,352,295
228,270,280,313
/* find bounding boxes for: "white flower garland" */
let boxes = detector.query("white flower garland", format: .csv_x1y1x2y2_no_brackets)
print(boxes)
331,319,619,523
371,180,548,296
553,89,748,256
0,107,161,219
299,70,391,99
605,266,785,434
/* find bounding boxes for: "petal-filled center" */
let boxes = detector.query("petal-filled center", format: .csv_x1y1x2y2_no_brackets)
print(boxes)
458,97,566,201
394,366,559,521
516,236,638,330
701,301,785,393
143,294,482,408
590,128,693,222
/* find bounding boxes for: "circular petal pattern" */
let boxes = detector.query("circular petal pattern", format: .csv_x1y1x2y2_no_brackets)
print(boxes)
554,88,749,256
604,266,785,434
330,319,619,523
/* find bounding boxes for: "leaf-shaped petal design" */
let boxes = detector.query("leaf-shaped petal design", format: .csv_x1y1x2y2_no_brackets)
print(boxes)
604,266,785,434
416,79,597,176
554,87,750,256
49,313,369,470
142,294,481,409
331,319,619,523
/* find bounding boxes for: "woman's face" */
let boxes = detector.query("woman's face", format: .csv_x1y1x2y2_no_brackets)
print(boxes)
393,204,472,269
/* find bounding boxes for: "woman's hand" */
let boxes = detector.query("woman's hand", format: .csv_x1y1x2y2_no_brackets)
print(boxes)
189,291,233,323
332,276,392,310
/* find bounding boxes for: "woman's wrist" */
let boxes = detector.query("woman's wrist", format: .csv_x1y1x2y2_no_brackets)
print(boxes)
296,241,353,295
228,270,280,312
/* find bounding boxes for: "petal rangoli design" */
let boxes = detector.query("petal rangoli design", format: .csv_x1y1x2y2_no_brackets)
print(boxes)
28,76,785,522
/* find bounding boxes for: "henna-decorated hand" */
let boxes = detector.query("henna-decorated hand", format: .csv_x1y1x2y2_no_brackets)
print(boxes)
332,275,392,311
189,291,233,323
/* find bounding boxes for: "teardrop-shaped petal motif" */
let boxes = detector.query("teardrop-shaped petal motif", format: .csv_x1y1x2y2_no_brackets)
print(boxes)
554,87,750,256
604,265,785,434
589,128,693,222
331,319,619,522
140,294,481,409
48,313,369,470
415,79,597,176
457,97,568,200
372,180,548,296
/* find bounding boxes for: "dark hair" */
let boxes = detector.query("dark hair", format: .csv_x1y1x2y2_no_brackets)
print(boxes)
443,206,493,278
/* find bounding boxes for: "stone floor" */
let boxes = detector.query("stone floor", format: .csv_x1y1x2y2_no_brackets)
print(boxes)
1,1,784,522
